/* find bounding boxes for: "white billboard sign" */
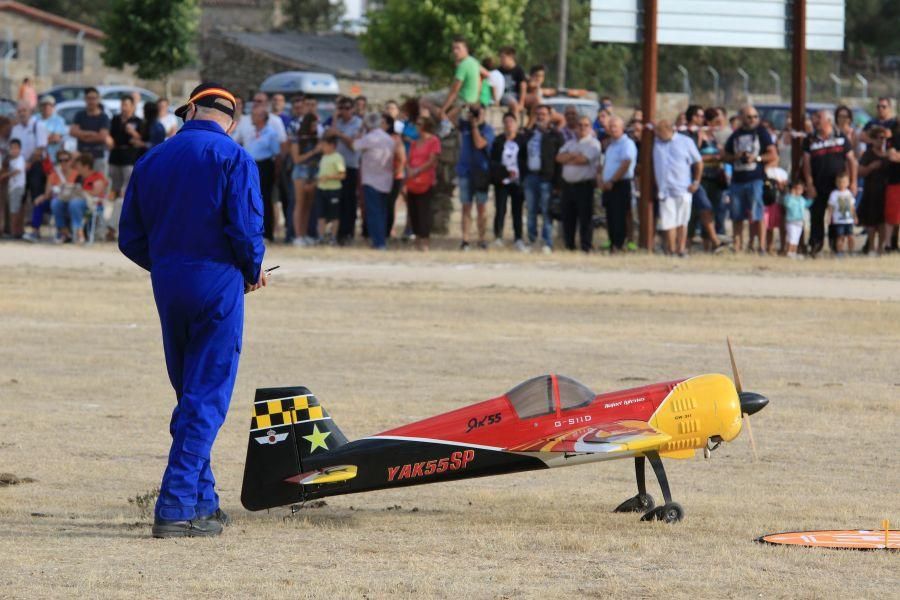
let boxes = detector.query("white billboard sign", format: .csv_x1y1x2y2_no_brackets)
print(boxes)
589,0,845,51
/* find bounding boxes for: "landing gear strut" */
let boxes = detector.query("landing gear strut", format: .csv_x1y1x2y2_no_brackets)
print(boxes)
615,452,684,523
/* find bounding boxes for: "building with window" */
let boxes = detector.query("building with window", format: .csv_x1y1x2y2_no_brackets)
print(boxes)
0,1,130,98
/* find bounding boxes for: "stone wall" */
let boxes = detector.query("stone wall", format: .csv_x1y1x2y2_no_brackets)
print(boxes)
199,0,277,35
0,12,124,94
201,34,424,106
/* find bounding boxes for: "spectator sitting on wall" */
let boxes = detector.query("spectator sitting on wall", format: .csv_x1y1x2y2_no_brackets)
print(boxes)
497,46,526,121
441,35,482,123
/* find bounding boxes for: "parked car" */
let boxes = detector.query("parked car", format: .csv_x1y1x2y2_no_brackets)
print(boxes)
260,71,339,122
542,90,600,120
0,97,16,118
755,103,872,131
41,84,158,106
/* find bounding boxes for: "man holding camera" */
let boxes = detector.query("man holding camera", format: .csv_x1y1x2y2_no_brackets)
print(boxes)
456,103,494,249
723,105,777,252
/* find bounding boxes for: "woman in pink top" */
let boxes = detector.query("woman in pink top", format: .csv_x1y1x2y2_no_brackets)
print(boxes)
405,116,442,251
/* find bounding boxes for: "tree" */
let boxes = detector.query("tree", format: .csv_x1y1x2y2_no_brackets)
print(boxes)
23,0,110,27
99,0,198,81
283,0,346,31
360,0,527,83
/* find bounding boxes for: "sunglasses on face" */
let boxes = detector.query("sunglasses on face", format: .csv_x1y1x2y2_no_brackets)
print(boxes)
58,156,71,162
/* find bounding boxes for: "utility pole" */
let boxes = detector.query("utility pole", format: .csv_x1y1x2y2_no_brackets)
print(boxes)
791,0,806,177
639,0,658,250
558,0,569,89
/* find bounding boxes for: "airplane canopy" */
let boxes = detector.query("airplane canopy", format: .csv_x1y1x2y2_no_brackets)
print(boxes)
505,374,596,419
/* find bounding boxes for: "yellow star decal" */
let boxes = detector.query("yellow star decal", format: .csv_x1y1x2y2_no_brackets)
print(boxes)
302,424,331,453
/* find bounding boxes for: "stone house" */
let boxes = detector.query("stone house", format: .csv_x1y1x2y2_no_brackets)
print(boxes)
0,1,113,96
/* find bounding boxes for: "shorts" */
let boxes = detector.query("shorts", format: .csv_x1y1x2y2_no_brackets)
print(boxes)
500,93,520,107
785,221,803,245
730,179,765,222
109,164,134,193
658,192,692,230
831,223,853,237
886,184,900,226
8,186,25,213
315,188,341,221
458,176,488,206
292,163,318,182
692,185,712,212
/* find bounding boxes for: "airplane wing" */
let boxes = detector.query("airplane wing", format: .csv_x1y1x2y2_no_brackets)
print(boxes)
506,420,671,455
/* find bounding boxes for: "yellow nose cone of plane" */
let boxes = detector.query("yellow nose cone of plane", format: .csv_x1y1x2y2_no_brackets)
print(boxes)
714,375,743,442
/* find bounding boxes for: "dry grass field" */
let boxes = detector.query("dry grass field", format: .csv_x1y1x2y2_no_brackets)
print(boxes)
1,243,898,599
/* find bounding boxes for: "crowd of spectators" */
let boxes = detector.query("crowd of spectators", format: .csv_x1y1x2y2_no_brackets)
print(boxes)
0,86,172,244
3,42,899,258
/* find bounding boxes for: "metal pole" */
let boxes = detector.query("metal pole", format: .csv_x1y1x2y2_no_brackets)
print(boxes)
791,0,806,177
557,0,569,89
639,0,658,251
769,69,781,99
707,65,719,105
677,64,690,98
75,30,85,86
829,73,841,99
855,73,868,100
737,67,750,102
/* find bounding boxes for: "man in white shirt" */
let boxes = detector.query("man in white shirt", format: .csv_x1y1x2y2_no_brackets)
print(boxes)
232,92,287,146
556,116,601,252
157,97,179,138
653,119,703,256
10,102,48,238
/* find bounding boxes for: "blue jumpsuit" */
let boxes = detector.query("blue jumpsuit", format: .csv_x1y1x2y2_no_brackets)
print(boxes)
118,119,265,521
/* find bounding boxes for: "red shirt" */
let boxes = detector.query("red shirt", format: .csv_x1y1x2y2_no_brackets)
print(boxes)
406,135,441,194
82,171,107,193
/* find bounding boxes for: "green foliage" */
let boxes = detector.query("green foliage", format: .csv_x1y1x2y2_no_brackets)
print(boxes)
283,0,346,32
98,0,199,81
360,0,527,82
22,0,111,27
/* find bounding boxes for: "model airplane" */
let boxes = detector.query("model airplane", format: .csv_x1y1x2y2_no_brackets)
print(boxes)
241,340,768,523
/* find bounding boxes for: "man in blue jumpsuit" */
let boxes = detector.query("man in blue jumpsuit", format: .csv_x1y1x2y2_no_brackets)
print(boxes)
118,83,266,538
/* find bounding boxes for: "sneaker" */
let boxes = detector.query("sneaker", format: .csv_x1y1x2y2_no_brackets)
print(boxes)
712,242,728,254
291,237,307,247
599,240,612,251
514,239,529,253
626,241,638,252
151,517,223,539
460,241,471,251
492,238,504,248
542,245,552,255
22,232,38,243
477,241,488,250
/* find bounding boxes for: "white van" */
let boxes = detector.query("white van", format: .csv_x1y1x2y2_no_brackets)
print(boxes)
259,71,340,120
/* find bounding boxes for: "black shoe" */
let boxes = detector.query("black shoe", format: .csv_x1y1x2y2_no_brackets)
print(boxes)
198,508,231,527
152,517,223,538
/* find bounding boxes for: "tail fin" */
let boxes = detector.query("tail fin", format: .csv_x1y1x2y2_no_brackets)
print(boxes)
240,386,348,511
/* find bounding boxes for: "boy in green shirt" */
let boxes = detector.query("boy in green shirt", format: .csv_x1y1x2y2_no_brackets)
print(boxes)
315,135,346,243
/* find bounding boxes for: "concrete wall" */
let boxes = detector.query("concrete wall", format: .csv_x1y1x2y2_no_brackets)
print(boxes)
200,0,277,35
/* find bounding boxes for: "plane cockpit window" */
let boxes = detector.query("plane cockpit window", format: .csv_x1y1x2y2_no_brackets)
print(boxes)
557,375,595,410
505,375,555,418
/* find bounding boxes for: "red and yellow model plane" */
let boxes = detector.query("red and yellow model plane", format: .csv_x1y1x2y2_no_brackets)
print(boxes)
241,341,767,523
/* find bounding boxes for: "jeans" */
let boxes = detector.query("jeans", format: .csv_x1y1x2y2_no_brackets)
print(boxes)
51,198,88,234
458,175,489,205
701,179,726,235
524,173,553,246
30,200,52,230
603,179,632,250
729,179,764,222
561,180,595,251
363,185,388,249
494,182,524,241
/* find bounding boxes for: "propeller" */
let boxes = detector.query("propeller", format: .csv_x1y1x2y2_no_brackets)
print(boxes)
727,337,768,461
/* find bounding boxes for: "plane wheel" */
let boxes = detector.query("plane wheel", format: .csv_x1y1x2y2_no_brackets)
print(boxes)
658,502,684,524
614,493,655,513
640,502,684,523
